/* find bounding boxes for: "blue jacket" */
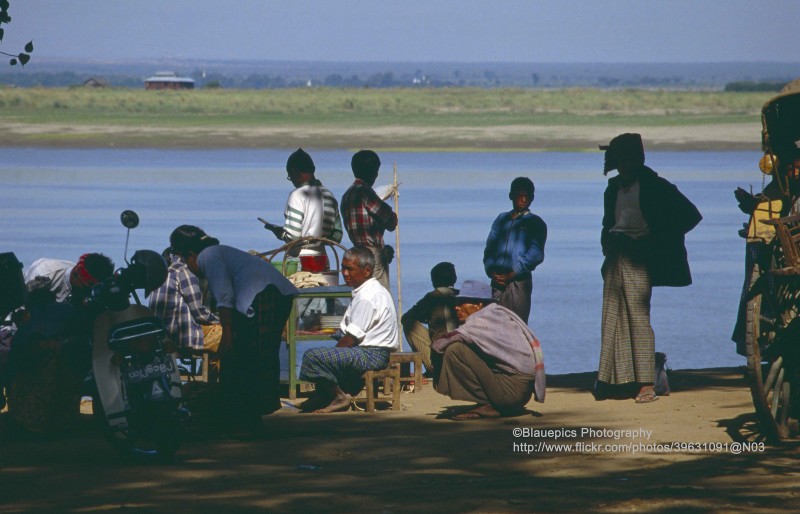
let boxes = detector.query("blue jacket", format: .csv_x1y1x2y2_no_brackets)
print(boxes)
483,211,547,279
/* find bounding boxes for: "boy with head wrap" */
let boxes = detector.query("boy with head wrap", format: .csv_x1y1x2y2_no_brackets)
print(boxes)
267,148,343,273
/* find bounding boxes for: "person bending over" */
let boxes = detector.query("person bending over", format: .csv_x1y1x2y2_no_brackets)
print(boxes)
171,225,298,436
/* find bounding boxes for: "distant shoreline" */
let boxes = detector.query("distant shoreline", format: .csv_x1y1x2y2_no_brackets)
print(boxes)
0,122,762,152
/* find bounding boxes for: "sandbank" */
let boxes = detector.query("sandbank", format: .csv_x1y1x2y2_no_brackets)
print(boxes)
0,121,762,152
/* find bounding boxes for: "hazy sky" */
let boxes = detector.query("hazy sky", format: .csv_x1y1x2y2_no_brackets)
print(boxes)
4,0,799,63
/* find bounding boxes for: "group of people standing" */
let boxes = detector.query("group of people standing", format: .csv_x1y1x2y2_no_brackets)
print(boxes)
400,132,701,413
3,132,702,437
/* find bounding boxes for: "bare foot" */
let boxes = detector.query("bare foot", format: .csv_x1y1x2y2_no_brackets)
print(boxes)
313,388,353,413
300,393,333,413
452,404,502,420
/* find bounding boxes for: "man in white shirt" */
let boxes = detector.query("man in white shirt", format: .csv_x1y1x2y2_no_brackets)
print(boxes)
24,253,114,304
299,246,399,413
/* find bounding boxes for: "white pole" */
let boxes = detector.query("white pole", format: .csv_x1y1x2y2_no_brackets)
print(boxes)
394,162,403,349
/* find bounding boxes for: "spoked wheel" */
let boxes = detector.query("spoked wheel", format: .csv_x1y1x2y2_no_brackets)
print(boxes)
92,394,183,460
745,258,800,441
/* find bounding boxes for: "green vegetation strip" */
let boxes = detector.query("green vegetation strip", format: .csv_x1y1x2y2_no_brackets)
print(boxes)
0,87,767,119
0,87,769,149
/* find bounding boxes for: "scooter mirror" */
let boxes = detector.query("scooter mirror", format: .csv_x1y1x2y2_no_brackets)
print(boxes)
120,210,140,229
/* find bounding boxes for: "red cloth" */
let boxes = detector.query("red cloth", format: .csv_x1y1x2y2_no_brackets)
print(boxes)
72,254,101,288
300,255,328,273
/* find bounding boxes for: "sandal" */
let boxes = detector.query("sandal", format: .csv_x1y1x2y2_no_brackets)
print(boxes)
634,391,659,403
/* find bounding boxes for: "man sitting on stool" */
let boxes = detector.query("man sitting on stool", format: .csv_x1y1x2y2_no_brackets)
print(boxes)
432,280,545,420
299,246,399,413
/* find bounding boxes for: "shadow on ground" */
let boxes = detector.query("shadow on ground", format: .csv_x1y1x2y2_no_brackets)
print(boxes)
1,367,796,513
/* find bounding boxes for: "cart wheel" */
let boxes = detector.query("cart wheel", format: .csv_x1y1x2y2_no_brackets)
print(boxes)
745,262,800,441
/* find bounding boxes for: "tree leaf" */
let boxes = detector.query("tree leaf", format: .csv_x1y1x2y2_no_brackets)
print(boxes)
0,0,9,11
9,57,17,65
0,27,4,42
18,53,29,66
24,40,33,53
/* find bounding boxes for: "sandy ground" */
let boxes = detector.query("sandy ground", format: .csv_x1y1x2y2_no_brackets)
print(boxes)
0,121,762,151
2,366,798,513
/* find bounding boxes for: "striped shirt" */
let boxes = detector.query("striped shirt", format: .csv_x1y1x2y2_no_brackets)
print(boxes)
340,179,397,248
283,179,343,255
149,255,219,350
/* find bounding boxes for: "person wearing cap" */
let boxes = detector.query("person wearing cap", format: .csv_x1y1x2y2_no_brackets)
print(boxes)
597,133,702,403
266,148,343,273
341,150,398,292
401,261,460,376
23,253,114,305
171,225,298,436
431,280,545,420
483,177,547,324
298,246,400,413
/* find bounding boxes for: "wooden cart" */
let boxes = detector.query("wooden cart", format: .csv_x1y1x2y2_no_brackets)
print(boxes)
258,236,346,281
742,81,800,441
257,237,350,398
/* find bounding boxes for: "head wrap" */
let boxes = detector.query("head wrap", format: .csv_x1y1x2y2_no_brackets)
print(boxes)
599,133,645,175
286,148,315,173
72,253,102,288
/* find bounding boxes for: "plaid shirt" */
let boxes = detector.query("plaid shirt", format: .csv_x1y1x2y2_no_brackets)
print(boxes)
340,179,397,247
149,256,218,350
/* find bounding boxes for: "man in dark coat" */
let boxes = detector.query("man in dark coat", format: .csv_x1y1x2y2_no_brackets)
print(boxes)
596,133,702,403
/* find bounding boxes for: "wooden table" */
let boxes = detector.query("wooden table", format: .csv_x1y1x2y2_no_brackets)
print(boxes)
283,285,352,399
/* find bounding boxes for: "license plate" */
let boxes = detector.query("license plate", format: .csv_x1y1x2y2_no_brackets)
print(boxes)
126,359,175,383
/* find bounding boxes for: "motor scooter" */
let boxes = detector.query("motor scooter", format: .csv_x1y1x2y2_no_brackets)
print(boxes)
88,210,185,458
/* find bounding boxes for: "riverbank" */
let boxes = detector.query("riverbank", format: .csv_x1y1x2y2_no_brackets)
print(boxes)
0,120,762,151
2,366,796,513
0,87,767,151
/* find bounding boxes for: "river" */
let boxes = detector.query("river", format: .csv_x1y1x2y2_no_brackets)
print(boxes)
0,147,761,374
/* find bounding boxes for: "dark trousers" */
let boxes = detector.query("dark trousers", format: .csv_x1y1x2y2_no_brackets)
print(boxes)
219,286,293,427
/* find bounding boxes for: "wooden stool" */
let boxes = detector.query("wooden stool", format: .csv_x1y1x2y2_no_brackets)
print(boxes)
390,352,422,392
358,363,401,412
177,351,210,383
